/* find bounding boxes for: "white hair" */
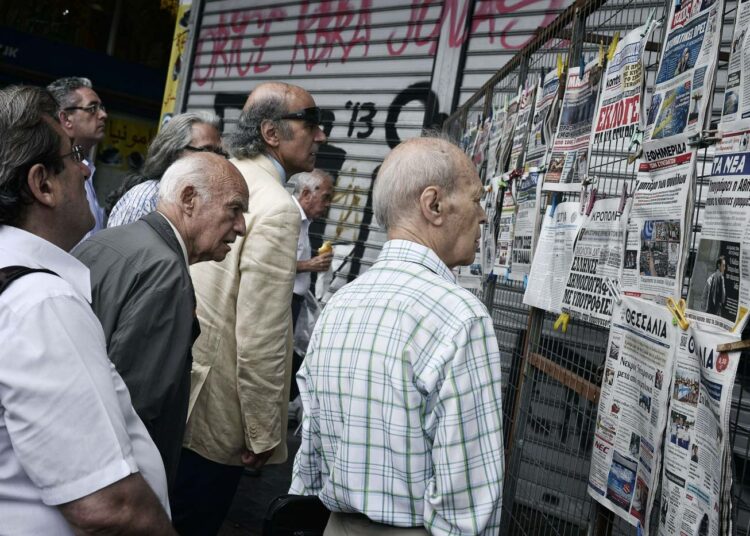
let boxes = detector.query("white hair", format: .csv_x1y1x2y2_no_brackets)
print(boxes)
158,153,215,204
289,169,332,198
373,136,459,231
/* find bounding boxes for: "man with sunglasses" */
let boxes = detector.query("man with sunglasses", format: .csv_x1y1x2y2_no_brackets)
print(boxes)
0,86,174,534
47,76,108,236
173,82,326,535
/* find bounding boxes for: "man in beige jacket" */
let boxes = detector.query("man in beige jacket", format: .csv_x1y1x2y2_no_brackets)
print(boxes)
171,82,326,535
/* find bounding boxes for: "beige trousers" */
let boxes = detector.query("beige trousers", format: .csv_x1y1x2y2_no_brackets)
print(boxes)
324,512,429,535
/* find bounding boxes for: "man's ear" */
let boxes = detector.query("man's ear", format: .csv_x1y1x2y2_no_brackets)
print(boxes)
57,110,74,133
180,185,197,215
419,186,444,225
26,163,57,208
260,119,281,148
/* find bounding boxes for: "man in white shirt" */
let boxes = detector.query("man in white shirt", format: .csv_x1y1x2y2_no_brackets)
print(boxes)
0,85,173,534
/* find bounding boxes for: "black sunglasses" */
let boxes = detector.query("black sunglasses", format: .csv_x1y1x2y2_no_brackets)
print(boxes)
279,106,322,126
184,145,229,159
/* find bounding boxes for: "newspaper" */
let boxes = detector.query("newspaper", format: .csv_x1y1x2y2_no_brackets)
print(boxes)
494,188,516,278
544,59,601,191
498,96,520,175
722,0,750,132
486,104,507,181
656,326,740,536
686,129,750,332
523,201,583,312
510,85,537,172
561,198,632,328
588,296,678,532
471,117,491,174
510,168,542,281
621,139,694,301
525,71,561,170
644,0,723,143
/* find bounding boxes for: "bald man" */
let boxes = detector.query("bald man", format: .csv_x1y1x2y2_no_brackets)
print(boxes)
173,82,326,535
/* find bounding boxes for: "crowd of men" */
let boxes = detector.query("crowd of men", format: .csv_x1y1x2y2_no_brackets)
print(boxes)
0,77,504,535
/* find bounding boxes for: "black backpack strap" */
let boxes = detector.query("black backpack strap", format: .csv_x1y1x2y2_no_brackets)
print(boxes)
0,266,58,295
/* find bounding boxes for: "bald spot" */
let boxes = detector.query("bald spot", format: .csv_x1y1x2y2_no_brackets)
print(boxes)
243,82,307,111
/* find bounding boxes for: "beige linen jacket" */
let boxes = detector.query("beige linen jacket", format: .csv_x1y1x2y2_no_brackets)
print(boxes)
183,154,300,466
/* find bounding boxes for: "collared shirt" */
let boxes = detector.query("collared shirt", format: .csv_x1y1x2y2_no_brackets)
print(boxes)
290,239,504,535
158,211,189,266
267,153,287,184
0,226,169,534
292,196,311,296
108,179,160,228
84,159,106,237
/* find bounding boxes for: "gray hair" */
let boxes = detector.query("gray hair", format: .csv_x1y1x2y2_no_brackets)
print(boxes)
227,95,293,159
290,169,332,198
0,86,62,225
158,154,216,205
373,136,459,231
143,111,221,180
46,77,93,109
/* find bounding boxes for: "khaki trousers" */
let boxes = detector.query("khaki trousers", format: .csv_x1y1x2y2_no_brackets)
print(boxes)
324,512,429,535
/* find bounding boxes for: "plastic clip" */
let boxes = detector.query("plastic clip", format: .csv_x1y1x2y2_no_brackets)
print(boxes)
618,182,629,214
554,312,571,333
579,53,586,76
607,31,620,61
550,193,560,216
627,129,643,164
604,277,622,305
580,181,589,214
666,297,689,330
585,187,597,216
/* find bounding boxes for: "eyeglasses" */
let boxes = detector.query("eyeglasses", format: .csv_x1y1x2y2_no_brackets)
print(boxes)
279,106,322,126
184,145,229,159
61,145,86,163
63,102,106,115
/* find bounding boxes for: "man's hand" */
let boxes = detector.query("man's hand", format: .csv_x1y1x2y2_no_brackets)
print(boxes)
241,447,275,470
296,252,333,273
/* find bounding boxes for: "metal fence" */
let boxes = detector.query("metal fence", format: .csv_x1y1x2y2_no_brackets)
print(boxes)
444,0,750,533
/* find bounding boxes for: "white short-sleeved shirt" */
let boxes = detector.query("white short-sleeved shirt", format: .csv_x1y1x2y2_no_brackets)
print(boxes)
0,225,169,535
291,196,311,296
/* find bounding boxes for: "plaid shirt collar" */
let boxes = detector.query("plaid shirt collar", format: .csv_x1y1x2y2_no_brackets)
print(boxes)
376,239,456,284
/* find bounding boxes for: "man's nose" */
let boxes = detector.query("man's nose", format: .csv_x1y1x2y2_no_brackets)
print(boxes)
235,215,247,236
315,126,327,144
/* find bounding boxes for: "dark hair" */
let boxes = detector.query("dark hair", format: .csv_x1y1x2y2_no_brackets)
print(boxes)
0,85,63,225
716,255,726,269
227,95,292,159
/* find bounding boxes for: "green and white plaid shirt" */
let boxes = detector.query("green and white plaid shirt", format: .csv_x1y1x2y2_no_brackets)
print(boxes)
290,240,504,535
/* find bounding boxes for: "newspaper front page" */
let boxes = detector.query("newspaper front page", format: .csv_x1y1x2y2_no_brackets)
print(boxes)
561,198,632,327
721,0,750,132
644,0,723,143
622,139,694,301
510,85,537,172
486,102,507,180
511,169,543,281
686,129,750,332
523,201,583,312
657,327,741,536
588,296,678,532
494,188,516,278
525,71,561,170
544,59,601,191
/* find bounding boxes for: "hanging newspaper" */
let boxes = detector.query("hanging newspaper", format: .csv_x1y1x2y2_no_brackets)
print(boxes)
525,71,561,170
588,23,655,177
456,176,501,289
510,168,543,281
722,0,750,132
561,198,632,328
544,59,601,191
471,117,491,175
494,188,516,277
621,139,694,301
498,96,520,175
644,0,723,143
523,201,583,312
461,120,479,154
686,130,750,332
656,326,740,536
510,84,537,172
486,103,507,181
588,296,677,532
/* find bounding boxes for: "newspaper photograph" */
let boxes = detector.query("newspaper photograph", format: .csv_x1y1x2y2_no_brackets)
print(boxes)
686,129,750,332
588,296,677,532
494,187,516,278
523,201,583,312
561,198,632,328
510,84,537,172
621,138,694,301
721,0,750,132
644,0,723,143
510,168,543,281
544,59,602,192
525,71,561,170
656,326,740,536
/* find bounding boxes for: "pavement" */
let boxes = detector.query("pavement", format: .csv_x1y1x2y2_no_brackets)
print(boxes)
219,425,302,536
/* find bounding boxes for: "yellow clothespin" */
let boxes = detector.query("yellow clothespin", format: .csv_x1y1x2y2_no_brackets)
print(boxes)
557,53,564,79
666,297,689,330
554,312,570,333
607,31,620,61
598,39,605,67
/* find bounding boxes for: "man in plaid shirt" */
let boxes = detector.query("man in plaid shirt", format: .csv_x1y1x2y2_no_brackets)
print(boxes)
290,136,504,535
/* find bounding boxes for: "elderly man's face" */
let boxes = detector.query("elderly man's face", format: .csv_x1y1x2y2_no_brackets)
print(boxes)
190,163,249,262
301,177,333,220
442,154,486,268
277,89,327,175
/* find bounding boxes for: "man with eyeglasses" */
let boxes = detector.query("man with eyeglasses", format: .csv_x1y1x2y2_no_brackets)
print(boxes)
0,86,174,534
172,82,327,535
47,76,108,236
